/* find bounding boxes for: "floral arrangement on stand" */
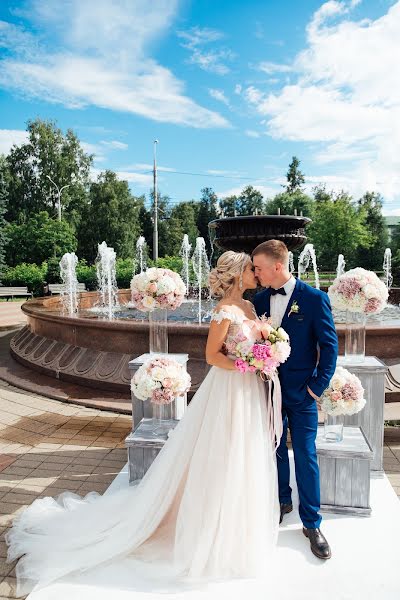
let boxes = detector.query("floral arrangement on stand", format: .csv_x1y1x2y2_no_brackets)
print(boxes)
321,366,366,416
131,356,191,405
130,267,186,312
328,267,388,314
227,318,291,379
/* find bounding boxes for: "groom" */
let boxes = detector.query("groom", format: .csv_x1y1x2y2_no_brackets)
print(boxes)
252,240,338,560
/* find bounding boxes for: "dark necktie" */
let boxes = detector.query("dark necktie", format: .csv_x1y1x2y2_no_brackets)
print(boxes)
270,287,286,296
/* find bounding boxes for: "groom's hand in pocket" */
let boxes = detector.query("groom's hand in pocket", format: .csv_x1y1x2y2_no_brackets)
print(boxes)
307,386,322,409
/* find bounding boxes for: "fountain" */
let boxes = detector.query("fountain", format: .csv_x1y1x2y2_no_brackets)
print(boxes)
8,213,400,401
191,237,210,324
336,254,346,279
96,241,119,319
288,251,295,274
209,214,311,253
298,243,320,289
135,236,148,275
383,248,393,291
59,252,79,316
180,234,192,297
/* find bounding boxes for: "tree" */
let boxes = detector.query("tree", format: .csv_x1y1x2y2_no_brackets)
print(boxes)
307,192,372,270
5,119,92,227
219,195,238,217
284,156,305,194
0,156,9,279
77,171,142,263
355,192,389,270
4,212,77,266
196,187,218,254
265,190,314,218
237,185,264,215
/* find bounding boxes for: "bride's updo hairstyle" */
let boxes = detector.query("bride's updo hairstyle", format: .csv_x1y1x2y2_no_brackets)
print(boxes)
209,251,251,298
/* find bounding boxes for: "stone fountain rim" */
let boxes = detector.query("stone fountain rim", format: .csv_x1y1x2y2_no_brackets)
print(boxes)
21,292,400,335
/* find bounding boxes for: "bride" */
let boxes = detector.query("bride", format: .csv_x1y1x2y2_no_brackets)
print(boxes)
6,251,282,597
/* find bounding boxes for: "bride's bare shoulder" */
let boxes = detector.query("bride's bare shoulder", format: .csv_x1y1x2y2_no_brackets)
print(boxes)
211,301,244,323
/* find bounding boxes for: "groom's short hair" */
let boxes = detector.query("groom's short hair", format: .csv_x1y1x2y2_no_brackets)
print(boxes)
251,240,289,265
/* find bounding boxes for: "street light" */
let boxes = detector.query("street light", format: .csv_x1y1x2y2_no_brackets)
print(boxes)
153,140,159,261
46,175,70,222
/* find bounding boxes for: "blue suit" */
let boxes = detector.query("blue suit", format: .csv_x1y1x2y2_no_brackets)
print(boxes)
254,278,338,529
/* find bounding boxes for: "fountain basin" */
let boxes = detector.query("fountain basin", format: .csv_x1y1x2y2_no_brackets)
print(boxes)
209,214,311,252
10,291,400,397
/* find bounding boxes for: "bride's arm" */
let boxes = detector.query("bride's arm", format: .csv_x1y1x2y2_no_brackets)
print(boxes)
206,319,237,370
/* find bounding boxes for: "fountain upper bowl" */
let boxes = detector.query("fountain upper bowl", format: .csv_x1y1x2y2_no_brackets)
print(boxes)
208,214,312,253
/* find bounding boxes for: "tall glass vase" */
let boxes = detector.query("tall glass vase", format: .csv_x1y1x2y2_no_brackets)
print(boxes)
324,413,344,442
149,308,168,355
152,401,174,436
345,310,366,363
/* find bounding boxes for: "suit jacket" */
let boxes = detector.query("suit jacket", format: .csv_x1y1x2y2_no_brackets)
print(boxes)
253,278,338,405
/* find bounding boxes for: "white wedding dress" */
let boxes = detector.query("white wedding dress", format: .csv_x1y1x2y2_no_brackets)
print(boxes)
6,310,281,598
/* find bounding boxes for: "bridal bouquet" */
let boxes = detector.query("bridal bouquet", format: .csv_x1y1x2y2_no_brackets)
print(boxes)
320,366,366,416
130,267,186,312
229,318,291,378
328,267,388,314
131,356,191,405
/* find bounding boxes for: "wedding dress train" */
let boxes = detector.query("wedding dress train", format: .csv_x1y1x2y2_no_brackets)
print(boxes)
6,311,281,597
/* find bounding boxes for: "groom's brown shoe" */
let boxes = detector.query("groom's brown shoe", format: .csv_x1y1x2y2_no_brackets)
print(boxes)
279,502,293,524
303,527,332,559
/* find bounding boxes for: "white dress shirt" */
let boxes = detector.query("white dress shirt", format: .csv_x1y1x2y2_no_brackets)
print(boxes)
270,275,296,328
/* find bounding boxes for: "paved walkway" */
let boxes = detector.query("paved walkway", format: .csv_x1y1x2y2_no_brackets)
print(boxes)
0,379,399,598
0,303,26,331
0,380,132,599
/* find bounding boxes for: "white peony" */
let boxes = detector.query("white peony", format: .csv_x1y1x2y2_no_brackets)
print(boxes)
142,296,157,310
276,327,289,342
157,276,176,295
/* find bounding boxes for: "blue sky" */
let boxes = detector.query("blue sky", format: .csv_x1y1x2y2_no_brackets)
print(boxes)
1,0,400,214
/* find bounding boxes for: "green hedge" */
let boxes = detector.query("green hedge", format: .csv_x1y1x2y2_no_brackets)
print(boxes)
1,263,48,296
1,256,194,296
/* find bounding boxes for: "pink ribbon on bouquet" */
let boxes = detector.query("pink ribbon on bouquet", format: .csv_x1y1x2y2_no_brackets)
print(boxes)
266,372,283,452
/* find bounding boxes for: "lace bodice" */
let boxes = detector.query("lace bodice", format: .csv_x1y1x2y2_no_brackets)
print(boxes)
210,309,259,349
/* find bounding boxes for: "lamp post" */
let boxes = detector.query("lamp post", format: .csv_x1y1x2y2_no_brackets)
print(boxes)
46,175,70,222
153,140,159,261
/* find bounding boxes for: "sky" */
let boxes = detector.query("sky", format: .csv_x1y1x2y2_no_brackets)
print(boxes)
1,0,400,214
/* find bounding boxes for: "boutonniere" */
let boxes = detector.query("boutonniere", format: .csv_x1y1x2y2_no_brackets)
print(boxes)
288,301,299,317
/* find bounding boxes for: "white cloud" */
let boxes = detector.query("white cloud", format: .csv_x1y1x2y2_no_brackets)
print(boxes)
0,129,28,155
243,0,400,203
100,140,128,150
178,26,234,75
257,61,293,74
0,1,230,129
177,27,224,48
245,130,261,138
208,88,230,106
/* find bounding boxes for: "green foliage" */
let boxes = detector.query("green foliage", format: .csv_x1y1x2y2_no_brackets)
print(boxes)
219,195,238,217
307,192,373,270
237,185,264,215
148,256,184,273
284,156,305,194
4,118,92,227
266,190,314,217
196,187,218,254
1,262,47,296
355,192,389,270
116,257,135,289
75,260,97,291
77,171,143,263
4,211,77,266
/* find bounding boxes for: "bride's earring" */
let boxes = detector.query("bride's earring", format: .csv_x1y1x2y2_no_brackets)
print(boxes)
239,274,243,290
